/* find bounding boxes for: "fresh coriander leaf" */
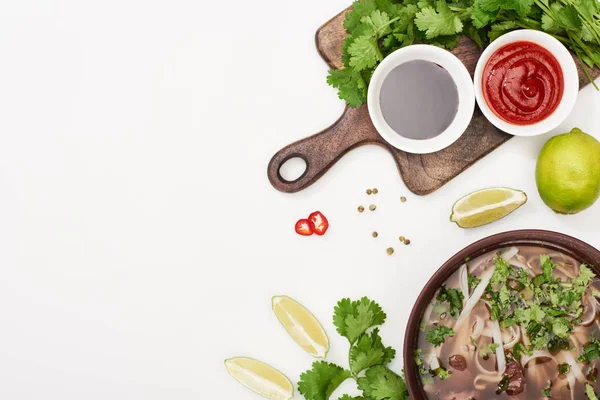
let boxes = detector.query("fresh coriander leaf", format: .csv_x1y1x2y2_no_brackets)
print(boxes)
394,4,420,31
464,22,487,48
417,0,434,9
327,68,367,107
579,341,600,363
515,268,531,286
548,335,571,355
480,342,499,359
348,35,383,71
468,274,482,290
530,304,546,323
587,383,599,400
499,285,511,306
477,0,534,16
471,0,497,28
541,254,557,282
350,328,396,374
477,0,501,12
515,308,531,325
341,35,356,67
333,297,386,344
501,317,517,328
426,325,455,347
432,366,451,379
414,348,430,375
382,34,398,49
489,21,517,41
557,5,583,29
429,34,461,49
542,387,551,397
298,361,351,400
512,342,532,360
581,24,595,42
491,256,511,283
574,0,596,22
339,396,366,400
375,0,400,16
541,3,565,33
345,0,378,32
552,318,572,338
558,362,571,375
501,0,534,16
361,10,393,38
357,365,410,400
574,265,595,288
415,0,464,39
532,332,551,350
437,286,464,317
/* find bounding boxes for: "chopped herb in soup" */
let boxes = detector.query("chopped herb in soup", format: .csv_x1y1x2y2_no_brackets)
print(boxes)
416,246,600,399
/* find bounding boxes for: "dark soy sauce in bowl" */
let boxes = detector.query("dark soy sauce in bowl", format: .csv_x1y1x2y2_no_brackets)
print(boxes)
379,60,459,140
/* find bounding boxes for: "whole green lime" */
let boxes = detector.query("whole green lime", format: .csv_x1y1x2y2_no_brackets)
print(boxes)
536,128,600,214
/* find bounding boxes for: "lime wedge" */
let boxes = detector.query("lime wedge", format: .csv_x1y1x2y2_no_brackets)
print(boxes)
272,295,329,358
450,187,527,228
224,357,293,400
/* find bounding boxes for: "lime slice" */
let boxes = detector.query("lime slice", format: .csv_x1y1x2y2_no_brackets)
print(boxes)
450,187,527,228
224,357,293,400
272,295,329,358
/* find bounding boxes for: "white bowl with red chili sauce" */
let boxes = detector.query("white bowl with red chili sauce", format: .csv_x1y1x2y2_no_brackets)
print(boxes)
474,29,578,136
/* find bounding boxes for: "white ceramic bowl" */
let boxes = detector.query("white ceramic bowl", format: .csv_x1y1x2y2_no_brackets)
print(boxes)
474,29,578,136
367,45,475,154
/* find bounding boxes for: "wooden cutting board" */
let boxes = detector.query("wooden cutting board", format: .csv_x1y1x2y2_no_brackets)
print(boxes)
267,7,599,195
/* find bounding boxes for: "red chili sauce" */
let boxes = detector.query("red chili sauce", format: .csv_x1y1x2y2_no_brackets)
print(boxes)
482,41,564,125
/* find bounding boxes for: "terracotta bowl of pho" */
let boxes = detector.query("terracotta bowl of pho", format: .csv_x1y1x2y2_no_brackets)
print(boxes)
403,230,600,399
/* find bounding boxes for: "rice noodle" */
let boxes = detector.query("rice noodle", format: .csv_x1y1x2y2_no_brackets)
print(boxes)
502,325,521,350
491,320,506,374
567,373,576,400
555,265,576,280
429,354,440,370
459,264,469,300
571,333,583,355
580,291,598,326
522,350,557,367
521,325,530,348
481,326,493,338
456,266,496,329
470,316,484,340
474,373,501,390
511,253,536,276
562,350,586,383
474,354,498,375
421,304,434,327
500,246,519,262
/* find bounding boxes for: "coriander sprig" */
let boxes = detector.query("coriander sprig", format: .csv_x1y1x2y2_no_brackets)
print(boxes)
298,297,409,400
330,0,600,107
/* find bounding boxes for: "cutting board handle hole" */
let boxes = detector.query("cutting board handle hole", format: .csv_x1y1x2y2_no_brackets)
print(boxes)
278,155,308,183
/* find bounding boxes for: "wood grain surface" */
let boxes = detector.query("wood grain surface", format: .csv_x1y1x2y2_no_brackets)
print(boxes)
267,7,599,195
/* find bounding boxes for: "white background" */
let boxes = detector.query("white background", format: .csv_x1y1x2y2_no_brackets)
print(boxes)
0,1,599,399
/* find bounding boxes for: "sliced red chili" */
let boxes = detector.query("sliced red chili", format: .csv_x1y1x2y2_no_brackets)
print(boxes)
308,211,329,235
295,219,314,236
